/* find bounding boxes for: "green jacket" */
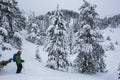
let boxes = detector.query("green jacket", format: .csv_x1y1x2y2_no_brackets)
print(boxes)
16,54,22,64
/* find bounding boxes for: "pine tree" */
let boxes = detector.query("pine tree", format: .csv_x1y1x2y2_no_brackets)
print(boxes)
35,45,41,62
26,12,45,45
115,41,119,45
66,18,75,55
106,36,111,41
109,42,115,51
27,22,40,43
74,0,106,73
0,14,10,50
12,32,22,49
46,5,70,71
0,0,26,49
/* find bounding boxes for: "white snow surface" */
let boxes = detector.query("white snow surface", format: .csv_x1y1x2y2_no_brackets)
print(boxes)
0,27,120,80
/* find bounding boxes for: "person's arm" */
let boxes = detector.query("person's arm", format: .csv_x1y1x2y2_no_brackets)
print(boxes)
21,60,25,62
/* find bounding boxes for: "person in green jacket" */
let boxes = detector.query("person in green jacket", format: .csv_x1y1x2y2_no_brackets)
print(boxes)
16,50,24,73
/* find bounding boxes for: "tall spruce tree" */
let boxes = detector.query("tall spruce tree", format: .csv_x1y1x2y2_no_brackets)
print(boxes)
0,0,26,49
74,0,106,73
46,5,70,71
66,18,75,55
26,12,44,45
27,22,40,43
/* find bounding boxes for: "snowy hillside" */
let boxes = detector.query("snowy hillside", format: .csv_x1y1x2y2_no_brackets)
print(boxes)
0,27,120,80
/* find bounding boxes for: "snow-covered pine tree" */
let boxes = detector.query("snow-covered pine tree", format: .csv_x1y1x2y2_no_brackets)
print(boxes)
46,5,70,71
74,0,106,73
0,15,11,50
106,36,111,41
35,16,47,45
67,18,75,55
35,45,41,62
109,42,115,51
12,32,22,49
27,22,40,43
0,0,26,49
115,41,119,45
26,12,44,45
0,15,9,41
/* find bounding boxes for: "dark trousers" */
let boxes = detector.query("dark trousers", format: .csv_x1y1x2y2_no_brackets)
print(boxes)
16,63,23,73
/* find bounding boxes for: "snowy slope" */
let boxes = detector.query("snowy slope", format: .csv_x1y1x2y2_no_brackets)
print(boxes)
0,27,120,80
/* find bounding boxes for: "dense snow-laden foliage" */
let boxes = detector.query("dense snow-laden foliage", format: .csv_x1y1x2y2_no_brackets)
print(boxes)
73,0,106,74
66,18,76,55
45,6,70,71
0,27,8,36
27,23,39,38
10,32,22,49
26,12,46,45
0,0,26,50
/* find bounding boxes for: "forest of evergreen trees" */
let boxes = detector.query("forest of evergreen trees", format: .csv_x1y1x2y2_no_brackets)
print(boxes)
0,0,120,74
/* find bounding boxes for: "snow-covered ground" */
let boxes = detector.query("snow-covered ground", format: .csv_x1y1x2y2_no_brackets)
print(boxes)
0,27,120,80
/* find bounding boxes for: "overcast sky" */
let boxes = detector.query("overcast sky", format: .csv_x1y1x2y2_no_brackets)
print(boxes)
16,0,120,18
